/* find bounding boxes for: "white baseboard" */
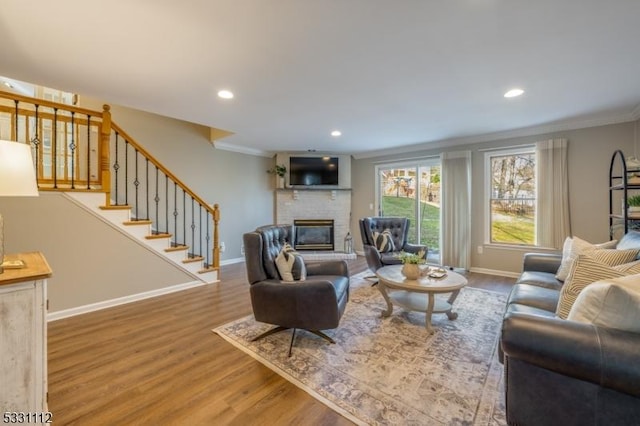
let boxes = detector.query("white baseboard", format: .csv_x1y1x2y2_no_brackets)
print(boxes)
220,256,245,266
469,267,520,279
47,280,211,322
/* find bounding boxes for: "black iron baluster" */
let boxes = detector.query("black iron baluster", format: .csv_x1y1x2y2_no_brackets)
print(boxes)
134,149,140,220
70,112,76,189
199,204,203,259
183,190,187,255
31,105,40,188
154,166,160,233
125,140,129,205
173,182,178,246
145,158,149,220
206,211,211,267
13,100,19,141
53,107,58,188
165,174,169,236
191,197,196,258
113,133,120,204
86,115,91,189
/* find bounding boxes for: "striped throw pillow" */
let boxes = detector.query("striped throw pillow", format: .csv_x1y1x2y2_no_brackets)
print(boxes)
372,229,395,253
557,253,639,319
555,236,619,281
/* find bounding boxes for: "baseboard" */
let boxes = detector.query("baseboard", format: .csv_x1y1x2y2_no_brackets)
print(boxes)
220,256,245,266
469,267,520,279
47,280,210,322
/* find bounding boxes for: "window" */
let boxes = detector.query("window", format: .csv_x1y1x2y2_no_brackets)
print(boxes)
376,159,441,262
485,147,536,245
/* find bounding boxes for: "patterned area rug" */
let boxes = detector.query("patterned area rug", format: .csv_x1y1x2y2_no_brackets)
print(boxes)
213,272,508,425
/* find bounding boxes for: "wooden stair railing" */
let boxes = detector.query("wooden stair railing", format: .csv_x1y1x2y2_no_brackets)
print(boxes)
0,89,220,273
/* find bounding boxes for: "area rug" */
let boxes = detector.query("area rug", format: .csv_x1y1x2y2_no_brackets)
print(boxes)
213,272,508,425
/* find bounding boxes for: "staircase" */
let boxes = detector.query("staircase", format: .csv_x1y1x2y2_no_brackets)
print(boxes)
0,90,220,283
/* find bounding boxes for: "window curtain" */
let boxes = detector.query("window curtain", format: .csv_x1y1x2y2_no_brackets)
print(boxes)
536,138,570,248
440,150,471,269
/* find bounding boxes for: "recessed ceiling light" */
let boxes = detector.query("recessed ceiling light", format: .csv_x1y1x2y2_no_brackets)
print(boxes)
504,88,524,98
217,90,234,99
331,130,342,137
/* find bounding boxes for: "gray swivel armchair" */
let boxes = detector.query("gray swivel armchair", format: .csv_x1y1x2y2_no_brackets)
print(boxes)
359,217,427,277
243,224,350,356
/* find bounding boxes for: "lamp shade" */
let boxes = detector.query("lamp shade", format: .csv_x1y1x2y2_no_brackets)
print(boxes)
0,139,39,196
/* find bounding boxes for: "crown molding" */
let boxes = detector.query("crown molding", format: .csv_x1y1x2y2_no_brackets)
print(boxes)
352,111,638,160
212,140,272,157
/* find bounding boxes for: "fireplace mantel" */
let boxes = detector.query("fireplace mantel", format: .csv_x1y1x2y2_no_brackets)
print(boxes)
275,189,351,252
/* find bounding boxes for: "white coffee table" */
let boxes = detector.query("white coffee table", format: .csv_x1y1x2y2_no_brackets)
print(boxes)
375,264,468,334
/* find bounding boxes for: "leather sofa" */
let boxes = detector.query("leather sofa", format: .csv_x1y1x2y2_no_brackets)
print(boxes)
500,231,640,426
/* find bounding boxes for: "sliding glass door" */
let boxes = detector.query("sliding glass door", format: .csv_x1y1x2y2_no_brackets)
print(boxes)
376,160,441,262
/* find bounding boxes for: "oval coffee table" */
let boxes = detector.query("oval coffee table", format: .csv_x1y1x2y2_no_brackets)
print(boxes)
375,264,468,334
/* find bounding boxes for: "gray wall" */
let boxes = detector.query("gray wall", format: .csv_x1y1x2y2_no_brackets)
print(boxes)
82,98,274,262
352,120,639,274
3,192,194,311
3,98,274,312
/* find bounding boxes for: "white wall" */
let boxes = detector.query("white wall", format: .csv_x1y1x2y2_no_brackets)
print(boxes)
352,121,638,274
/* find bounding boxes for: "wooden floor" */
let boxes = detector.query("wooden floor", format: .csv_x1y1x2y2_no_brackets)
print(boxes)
47,257,515,425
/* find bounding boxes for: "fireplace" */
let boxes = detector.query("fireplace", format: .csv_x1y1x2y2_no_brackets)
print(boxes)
294,219,334,251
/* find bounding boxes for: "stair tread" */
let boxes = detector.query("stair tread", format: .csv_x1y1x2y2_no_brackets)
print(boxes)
183,256,204,264
145,233,172,240
100,205,131,210
198,266,219,274
165,245,188,253
123,220,152,226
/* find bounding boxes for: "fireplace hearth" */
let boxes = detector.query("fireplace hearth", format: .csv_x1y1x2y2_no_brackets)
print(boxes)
294,219,334,251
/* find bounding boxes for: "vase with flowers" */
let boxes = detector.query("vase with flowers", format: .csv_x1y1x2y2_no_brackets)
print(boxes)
267,164,287,188
396,250,427,280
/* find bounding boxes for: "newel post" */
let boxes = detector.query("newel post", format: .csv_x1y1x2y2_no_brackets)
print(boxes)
213,204,220,270
100,104,112,206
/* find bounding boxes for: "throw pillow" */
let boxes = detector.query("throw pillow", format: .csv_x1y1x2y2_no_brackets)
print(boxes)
555,236,619,281
275,243,307,282
556,254,638,319
567,274,640,333
372,229,395,253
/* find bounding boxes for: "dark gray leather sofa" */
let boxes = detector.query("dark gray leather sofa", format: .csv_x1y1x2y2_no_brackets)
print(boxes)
500,231,640,426
243,224,350,355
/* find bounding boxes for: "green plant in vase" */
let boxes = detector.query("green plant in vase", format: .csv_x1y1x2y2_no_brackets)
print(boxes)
395,250,427,279
267,164,287,188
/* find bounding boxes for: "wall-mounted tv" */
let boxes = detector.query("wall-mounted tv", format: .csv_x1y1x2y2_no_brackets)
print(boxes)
289,156,339,186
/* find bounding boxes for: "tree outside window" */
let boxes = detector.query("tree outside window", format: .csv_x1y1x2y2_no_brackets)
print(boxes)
487,149,536,245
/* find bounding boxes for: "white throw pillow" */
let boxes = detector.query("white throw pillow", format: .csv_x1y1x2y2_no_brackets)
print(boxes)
555,236,618,281
568,274,640,333
275,243,307,282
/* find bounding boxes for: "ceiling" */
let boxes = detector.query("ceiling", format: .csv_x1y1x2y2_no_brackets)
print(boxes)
1,1,640,158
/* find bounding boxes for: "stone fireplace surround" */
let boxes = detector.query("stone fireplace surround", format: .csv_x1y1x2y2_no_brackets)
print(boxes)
275,189,353,258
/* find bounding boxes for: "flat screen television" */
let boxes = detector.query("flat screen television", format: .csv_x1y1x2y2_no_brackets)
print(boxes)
289,156,339,186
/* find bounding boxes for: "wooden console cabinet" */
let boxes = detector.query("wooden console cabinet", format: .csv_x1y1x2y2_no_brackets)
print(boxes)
0,252,52,413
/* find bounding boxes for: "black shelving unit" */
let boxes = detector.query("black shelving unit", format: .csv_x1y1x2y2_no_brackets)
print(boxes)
609,149,640,239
